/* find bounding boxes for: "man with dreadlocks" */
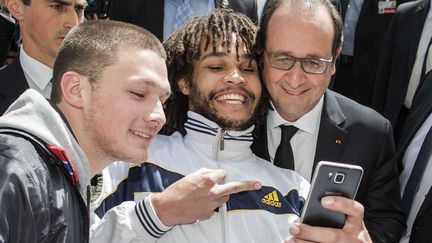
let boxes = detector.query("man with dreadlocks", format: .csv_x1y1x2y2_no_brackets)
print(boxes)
91,9,311,242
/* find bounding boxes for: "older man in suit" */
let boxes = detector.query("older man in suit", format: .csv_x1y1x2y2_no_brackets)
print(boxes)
0,0,86,115
397,70,432,243
251,0,405,242
107,0,258,41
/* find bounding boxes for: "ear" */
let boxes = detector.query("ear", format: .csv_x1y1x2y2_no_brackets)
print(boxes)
60,71,86,109
5,0,25,21
177,78,190,95
330,47,342,75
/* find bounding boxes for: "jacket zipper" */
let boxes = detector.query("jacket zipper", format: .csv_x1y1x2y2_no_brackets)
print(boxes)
214,129,229,243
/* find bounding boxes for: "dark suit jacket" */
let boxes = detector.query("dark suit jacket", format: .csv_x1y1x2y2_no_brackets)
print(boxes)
0,15,16,67
0,58,28,115
372,0,430,126
332,0,411,106
396,71,432,243
107,0,258,41
252,90,405,243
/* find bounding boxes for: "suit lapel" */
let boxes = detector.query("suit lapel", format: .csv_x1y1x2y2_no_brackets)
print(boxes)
397,72,432,218
251,118,271,161
313,91,348,173
340,0,348,18
397,72,432,170
407,0,430,76
356,0,372,24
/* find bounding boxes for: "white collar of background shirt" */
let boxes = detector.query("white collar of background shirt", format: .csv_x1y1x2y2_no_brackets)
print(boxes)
20,47,53,93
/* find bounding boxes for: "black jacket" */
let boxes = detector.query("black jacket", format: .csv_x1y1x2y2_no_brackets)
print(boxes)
0,130,89,243
396,71,432,243
0,58,28,115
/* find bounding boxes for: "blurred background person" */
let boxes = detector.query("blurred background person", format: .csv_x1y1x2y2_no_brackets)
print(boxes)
372,0,432,141
107,0,258,40
0,0,86,115
397,70,432,243
331,0,412,107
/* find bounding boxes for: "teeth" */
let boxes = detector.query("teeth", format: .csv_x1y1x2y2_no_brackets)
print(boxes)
131,130,150,138
286,90,303,95
216,94,245,104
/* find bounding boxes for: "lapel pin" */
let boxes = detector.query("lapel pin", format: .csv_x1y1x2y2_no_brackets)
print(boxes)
335,139,342,144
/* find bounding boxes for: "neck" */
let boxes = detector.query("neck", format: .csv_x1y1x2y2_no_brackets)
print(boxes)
21,39,55,68
56,102,102,177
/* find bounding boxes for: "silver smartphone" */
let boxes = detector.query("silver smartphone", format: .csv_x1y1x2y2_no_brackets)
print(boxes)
300,161,363,228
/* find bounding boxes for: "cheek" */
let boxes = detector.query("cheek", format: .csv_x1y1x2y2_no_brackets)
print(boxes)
310,76,330,92
263,70,281,93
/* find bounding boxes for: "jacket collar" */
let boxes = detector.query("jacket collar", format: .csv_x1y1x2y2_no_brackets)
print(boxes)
184,111,255,153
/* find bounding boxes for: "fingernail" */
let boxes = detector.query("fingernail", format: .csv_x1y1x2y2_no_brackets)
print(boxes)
289,223,300,235
322,197,334,206
254,182,262,190
285,238,295,243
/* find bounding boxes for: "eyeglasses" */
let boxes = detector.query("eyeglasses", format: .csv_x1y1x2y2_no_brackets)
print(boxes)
265,51,334,74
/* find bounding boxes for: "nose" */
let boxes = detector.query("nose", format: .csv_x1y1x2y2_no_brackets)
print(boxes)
64,8,82,29
146,101,166,133
283,61,305,89
223,69,246,86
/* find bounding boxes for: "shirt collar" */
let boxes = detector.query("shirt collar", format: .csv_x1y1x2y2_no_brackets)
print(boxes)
20,48,53,91
267,96,324,135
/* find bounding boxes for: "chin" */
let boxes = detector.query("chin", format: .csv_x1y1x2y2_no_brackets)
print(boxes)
113,150,148,164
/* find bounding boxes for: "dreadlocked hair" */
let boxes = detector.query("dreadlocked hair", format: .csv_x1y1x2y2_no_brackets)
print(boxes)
160,8,269,137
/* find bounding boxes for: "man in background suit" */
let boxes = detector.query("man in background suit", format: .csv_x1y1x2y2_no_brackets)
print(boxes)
332,0,411,107
0,1,17,67
252,0,405,242
107,0,258,41
372,0,431,139
0,0,86,115
397,70,432,243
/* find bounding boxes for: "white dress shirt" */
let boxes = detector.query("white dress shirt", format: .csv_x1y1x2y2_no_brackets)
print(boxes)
20,48,53,99
404,1,432,108
399,112,432,243
267,96,324,181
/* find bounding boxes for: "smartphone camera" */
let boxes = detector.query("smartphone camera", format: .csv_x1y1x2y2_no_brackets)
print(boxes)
333,172,345,184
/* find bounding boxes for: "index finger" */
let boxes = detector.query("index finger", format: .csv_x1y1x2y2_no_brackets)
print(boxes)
216,181,262,195
321,196,364,224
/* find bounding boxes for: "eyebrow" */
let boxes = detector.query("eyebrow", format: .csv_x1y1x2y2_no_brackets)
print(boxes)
270,51,330,60
199,51,253,61
131,80,171,97
51,0,87,8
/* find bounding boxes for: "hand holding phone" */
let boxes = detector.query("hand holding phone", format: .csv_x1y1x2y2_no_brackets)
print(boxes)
300,161,363,228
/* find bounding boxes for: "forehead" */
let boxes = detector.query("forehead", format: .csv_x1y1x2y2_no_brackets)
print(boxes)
266,4,334,57
114,47,170,91
198,34,252,59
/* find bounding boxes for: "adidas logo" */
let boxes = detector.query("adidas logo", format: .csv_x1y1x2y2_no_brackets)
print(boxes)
262,190,282,207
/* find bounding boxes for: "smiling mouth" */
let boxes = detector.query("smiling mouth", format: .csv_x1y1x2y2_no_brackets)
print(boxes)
130,129,151,139
215,93,246,104
282,87,307,96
